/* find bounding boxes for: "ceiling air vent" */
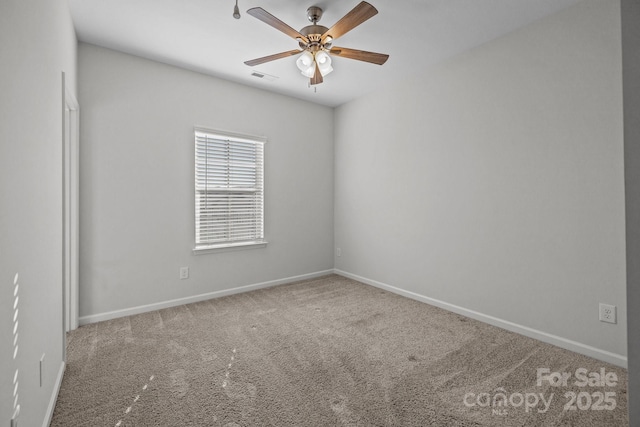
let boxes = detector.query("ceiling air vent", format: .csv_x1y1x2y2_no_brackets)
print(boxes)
250,71,278,82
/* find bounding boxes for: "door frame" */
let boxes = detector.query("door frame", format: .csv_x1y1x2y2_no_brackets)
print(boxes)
62,72,79,337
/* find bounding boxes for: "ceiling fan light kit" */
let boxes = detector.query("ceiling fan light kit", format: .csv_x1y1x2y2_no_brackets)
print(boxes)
244,1,389,86
296,50,333,78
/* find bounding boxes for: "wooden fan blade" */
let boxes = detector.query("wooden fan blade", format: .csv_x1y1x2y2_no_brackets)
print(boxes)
310,62,323,85
329,46,389,65
244,50,302,67
321,1,378,42
247,7,309,44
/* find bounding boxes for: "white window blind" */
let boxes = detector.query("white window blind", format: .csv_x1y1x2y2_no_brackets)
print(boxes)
194,128,265,250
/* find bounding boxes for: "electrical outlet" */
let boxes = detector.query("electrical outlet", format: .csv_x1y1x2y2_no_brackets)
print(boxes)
599,303,616,324
336,248,341,257
179,267,189,280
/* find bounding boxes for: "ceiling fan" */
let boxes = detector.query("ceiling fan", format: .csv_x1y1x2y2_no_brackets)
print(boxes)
244,1,389,85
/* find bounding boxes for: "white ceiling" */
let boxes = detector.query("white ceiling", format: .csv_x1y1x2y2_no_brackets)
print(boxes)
69,0,583,107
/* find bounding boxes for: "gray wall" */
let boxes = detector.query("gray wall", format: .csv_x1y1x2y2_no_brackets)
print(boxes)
334,0,626,360
0,1,77,426
78,44,334,320
622,0,640,423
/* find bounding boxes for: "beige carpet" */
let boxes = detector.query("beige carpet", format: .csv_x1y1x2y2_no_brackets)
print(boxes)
52,274,628,426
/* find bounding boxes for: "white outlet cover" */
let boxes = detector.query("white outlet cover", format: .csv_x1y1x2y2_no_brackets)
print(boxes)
599,303,617,324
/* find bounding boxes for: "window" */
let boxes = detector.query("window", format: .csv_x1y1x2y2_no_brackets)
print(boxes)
194,128,266,251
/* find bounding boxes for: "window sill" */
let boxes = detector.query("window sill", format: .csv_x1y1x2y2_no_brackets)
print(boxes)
193,240,268,255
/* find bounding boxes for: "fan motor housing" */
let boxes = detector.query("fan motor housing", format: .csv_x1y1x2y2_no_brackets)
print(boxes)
300,6,329,49
299,24,330,50
300,25,329,37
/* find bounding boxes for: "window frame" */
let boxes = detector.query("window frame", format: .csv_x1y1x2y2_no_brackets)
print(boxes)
192,127,267,254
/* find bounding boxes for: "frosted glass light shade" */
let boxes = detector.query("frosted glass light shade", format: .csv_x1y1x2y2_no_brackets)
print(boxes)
315,50,329,65
315,51,333,76
296,51,314,70
296,51,315,77
300,66,315,78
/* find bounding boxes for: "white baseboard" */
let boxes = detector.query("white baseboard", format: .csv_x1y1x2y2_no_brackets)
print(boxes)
78,270,334,326
43,361,65,427
334,269,628,368
78,268,627,368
